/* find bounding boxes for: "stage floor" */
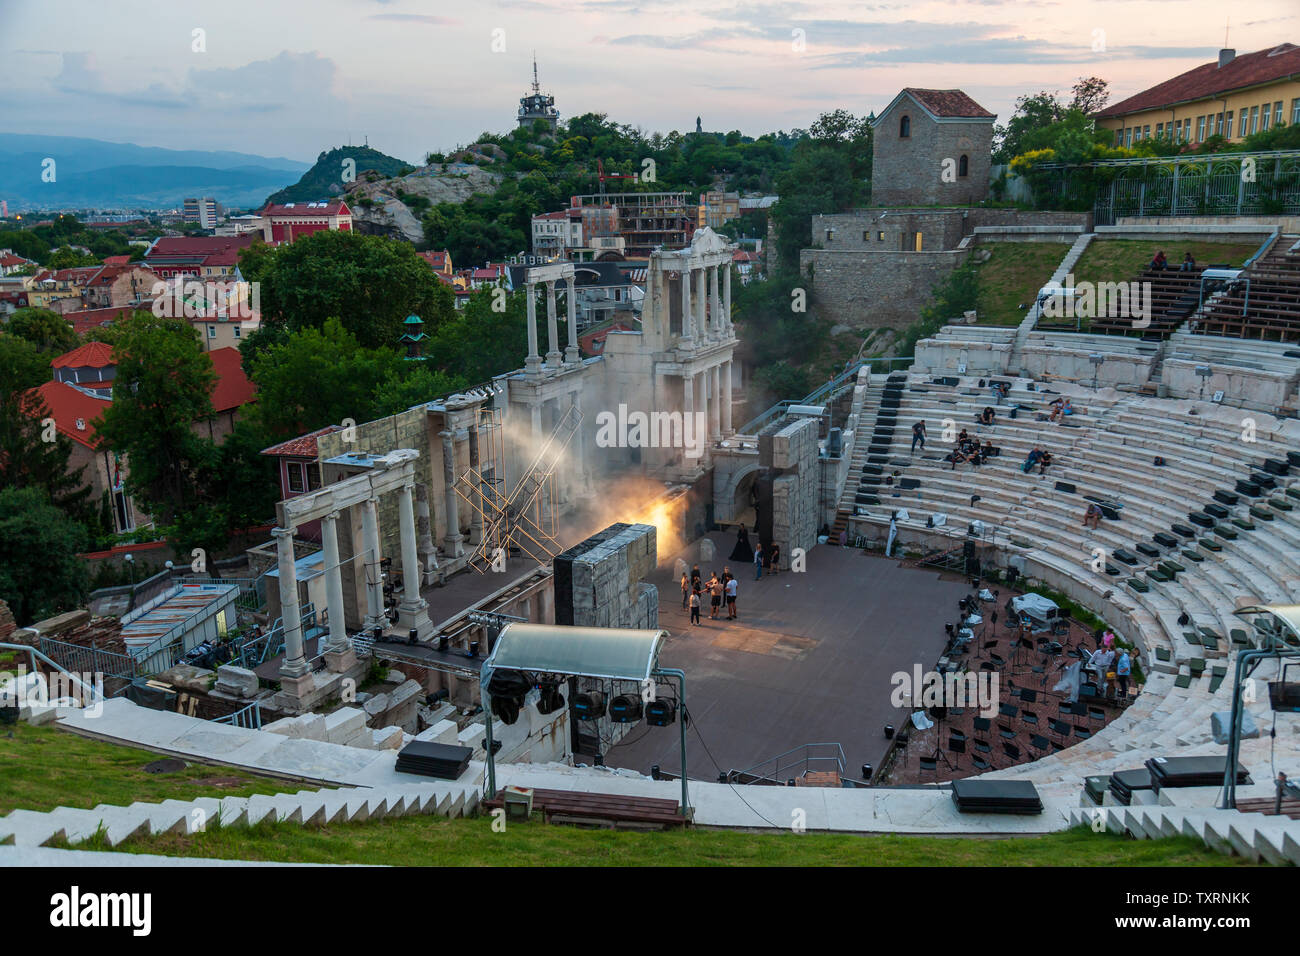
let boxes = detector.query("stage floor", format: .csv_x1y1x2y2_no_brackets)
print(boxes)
606,533,968,785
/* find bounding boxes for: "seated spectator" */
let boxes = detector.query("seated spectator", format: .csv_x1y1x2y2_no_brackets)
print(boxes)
1037,450,1054,475
1180,251,1196,272
979,406,996,426
1049,397,1073,422
980,440,998,459
957,428,970,446
1150,250,1168,270
1082,503,1103,529
990,381,1008,405
1021,448,1044,473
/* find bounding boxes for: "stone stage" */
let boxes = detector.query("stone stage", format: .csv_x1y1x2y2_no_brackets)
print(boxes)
606,533,969,783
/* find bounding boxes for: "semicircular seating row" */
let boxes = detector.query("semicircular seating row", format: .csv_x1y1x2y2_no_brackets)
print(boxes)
839,371,1300,797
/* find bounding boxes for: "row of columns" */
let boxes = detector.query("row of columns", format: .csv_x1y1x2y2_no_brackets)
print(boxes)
679,263,732,348
272,481,430,683
525,276,579,377
681,358,734,448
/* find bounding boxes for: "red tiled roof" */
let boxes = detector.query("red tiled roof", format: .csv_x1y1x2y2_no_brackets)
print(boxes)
51,341,116,370
0,252,36,268
66,306,132,335
208,346,256,413
27,381,111,449
101,255,131,266
1097,44,1300,119
904,88,995,118
419,250,450,267
259,200,350,217
146,235,257,260
260,424,343,459
533,210,569,220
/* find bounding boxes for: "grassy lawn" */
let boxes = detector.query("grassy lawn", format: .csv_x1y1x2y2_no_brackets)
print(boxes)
0,723,306,815
1070,239,1262,291
56,811,1257,866
974,242,1071,325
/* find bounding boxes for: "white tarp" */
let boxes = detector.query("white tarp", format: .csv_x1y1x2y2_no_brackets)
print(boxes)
1011,593,1059,623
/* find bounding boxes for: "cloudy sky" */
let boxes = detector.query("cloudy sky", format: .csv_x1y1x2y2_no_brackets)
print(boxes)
1,0,1296,163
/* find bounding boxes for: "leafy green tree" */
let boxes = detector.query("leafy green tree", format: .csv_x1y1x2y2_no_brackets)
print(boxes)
45,246,100,269
92,313,217,525
0,486,90,626
424,288,535,384
255,230,454,348
246,317,406,439
373,364,468,416
7,307,79,355
0,334,95,526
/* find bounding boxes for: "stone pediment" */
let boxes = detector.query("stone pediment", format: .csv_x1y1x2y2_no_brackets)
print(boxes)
690,227,729,256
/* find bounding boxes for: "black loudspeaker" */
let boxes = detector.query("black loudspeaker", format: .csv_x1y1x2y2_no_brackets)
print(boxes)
536,680,565,715
645,699,676,726
572,690,607,721
609,694,644,723
488,670,530,725
965,557,980,576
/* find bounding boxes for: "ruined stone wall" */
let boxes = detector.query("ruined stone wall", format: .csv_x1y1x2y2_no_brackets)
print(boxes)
799,248,970,329
553,523,659,630
761,416,820,567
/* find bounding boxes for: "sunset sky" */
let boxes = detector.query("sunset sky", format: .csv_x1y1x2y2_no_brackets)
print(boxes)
1,0,1296,163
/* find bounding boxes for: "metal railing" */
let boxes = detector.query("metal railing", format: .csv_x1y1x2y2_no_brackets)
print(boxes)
0,642,109,705
725,742,859,786
212,700,263,730
738,357,912,435
38,635,138,681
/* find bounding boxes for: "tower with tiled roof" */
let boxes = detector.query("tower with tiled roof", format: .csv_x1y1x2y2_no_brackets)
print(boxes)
869,88,996,207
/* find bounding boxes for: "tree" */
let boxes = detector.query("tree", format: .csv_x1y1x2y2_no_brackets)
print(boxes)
45,246,100,269
7,307,79,356
92,313,217,525
0,334,95,527
1070,76,1110,116
246,317,406,440
256,230,455,349
993,91,1066,163
0,486,90,626
424,288,533,385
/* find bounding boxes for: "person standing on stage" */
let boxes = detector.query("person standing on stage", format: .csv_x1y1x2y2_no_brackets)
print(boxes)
725,574,738,619
680,571,690,610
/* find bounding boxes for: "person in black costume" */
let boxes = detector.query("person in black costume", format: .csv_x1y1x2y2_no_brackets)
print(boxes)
730,523,754,562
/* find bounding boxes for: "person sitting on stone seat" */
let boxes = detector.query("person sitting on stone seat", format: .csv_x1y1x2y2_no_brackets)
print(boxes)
1082,502,1103,529
1180,251,1196,272
1021,447,1044,473
1150,250,1168,271
1037,450,1054,475
980,406,995,426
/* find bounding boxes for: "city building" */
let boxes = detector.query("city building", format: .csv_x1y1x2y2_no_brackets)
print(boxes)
517,57,559,131
870,88,995,206
80,263,161,310
0,249,37,276
531,209,583,259
567,193,694,259
1095,44,1300,147
697,190,740,230
183,197,222,230
419,249,453,277
144,235,259,279
256,200,353,243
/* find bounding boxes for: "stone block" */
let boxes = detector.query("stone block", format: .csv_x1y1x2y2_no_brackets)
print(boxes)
414,718,460,746
372,726,405,750
323,706,367,744
383,669,407,684
213,664,260,699
363,692,390,717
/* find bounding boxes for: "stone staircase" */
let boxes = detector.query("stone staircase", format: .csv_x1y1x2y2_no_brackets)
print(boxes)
0,779,481,848
1065,804,1300,865
1010,232,1096,367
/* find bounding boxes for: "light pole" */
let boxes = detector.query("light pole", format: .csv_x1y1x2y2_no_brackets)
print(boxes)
1089,353,1104,391
124,553,135,587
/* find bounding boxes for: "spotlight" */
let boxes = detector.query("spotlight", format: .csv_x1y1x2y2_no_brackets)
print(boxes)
373,626,383,641
535,679,565,715
487,670,529,725
408,628,419,646
861,764,872,782
468,640,480,658
572,690,607,720
645,699,676,726
609,694,643,723
438,634,449,652
884,724,895,739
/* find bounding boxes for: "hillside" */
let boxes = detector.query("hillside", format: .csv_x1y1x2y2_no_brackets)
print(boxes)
265,146,415,206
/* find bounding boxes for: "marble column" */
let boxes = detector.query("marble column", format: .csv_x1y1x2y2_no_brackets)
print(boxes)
683,370,694,433
545,280,561,368
709,265,721,337
571,389,591,496
440,430,464,557
415,482,440,586
564,275,579,365
680,267,694,347
722,360,733,434
723,263,733,333
525,282,541,376
468,423,484,546
396,481,432,639
709,364,721,441
694,269,707,341
360,497,385,631
698,368,709,452
273,526,313,689
319,511,356,671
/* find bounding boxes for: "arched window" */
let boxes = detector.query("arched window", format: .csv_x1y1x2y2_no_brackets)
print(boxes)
958,154,969,177
899,115,911,138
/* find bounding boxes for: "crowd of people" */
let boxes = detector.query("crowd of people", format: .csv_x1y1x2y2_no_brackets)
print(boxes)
678,524,782,626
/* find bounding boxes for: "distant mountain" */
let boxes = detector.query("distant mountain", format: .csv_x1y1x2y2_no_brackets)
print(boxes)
0,133,311,211
265,146,414,206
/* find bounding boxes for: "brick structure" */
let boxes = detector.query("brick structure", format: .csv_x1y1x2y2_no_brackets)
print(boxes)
553,523,659,630
870,89,995,207
756,416,820,567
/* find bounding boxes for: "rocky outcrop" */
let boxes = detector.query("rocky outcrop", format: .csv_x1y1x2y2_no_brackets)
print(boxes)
346,163,505,245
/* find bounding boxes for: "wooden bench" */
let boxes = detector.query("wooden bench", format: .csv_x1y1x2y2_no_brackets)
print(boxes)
1235,794,1300,820
482,787,688,829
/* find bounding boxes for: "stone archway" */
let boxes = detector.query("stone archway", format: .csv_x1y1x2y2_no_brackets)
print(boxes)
713,456,763,527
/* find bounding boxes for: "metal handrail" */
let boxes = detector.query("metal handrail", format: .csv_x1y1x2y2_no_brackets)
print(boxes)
738,357,913,435
728,742,848,785
0,641,108,704
212,700,262,730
